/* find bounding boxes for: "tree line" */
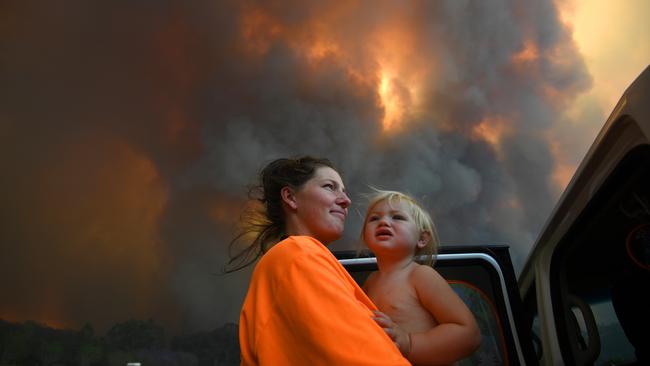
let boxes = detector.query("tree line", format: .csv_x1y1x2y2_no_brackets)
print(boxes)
0,318,239,366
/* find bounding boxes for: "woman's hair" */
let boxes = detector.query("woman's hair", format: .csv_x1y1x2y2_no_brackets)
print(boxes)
362,189,440,266
225,156,336,272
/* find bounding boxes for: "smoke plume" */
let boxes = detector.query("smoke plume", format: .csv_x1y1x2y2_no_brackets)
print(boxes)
0,0,591,333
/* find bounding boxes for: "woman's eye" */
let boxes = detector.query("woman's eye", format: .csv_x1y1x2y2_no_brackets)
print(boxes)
323,183,334,190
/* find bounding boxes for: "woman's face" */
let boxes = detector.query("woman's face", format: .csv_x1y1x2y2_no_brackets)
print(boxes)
290,166,351,244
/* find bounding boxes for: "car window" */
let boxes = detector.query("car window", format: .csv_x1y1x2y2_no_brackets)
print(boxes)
451,281,509,366
588,300,635,365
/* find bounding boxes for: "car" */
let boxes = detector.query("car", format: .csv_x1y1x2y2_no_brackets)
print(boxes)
518,64,650,366
339,64,650,366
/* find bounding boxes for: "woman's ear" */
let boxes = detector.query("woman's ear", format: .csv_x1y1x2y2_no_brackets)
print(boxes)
417,231,431,249
281,186,298,210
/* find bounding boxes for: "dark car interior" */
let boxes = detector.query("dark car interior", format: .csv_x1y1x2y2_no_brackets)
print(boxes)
549,142,650,365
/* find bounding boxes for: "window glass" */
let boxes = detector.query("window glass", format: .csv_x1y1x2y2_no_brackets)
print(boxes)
531,314,542,361
590,300,635,365
523,284,543,363
452,282,508,366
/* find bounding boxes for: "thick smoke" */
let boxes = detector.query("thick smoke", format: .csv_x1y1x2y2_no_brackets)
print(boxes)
0,0,591,333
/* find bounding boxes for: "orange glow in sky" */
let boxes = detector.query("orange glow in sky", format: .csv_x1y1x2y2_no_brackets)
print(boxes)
512,40,540,64
372,23,428,133
378,67,411,132
550,0,650,189
239,3,432,134
471,117,512,158
569,0,650,112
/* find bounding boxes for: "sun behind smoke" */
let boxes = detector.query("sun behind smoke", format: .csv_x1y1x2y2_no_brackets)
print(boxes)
379,68,410,132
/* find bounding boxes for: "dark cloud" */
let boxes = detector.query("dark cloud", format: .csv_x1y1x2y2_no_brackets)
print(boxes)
1,0,591,333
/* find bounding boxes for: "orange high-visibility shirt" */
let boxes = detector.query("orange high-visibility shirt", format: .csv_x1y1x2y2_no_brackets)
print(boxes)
239,236,410,365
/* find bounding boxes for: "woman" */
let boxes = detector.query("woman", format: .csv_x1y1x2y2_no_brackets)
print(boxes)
228,156,409,365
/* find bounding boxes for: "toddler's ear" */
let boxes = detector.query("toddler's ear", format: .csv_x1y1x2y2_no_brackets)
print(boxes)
417,231,431,249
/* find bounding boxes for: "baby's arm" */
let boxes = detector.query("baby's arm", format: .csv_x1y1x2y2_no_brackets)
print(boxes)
408,265,481,365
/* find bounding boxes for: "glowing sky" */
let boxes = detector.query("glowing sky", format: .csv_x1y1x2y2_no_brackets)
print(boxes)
0,0,648,334
571,0,649,111
551,0,650,187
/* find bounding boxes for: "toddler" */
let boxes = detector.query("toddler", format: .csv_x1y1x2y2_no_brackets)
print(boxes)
362,189,480,365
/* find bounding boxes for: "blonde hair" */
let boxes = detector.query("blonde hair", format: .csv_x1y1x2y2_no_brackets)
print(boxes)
362,189,440,265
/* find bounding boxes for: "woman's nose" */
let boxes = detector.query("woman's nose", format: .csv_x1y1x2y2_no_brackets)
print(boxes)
337,192,351,208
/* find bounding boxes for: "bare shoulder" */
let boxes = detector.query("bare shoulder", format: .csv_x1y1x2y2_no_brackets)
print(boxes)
409,263,448,290
409,263,443,280
409,263,472,322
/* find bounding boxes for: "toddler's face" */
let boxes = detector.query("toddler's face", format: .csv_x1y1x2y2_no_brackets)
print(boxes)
363,199,423,257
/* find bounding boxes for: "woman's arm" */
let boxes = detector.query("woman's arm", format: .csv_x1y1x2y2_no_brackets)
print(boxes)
255,244,410,365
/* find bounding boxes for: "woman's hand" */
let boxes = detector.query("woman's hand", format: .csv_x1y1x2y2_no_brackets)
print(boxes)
372,310,412,357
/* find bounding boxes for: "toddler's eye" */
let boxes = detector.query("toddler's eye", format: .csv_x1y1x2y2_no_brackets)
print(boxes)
368,215,379,222
393,214,406,220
